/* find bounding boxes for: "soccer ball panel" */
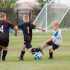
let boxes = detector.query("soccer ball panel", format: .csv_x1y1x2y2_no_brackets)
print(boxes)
33,52,42,60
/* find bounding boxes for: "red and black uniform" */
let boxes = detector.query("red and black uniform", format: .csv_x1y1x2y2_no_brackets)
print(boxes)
18,22,36,49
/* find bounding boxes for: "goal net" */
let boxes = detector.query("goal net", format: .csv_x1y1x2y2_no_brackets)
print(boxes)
33,2,69,30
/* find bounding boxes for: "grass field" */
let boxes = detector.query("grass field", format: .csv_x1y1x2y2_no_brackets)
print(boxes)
0,30,70,70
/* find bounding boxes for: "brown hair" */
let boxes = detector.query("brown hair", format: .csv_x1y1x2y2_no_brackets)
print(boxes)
0,12,6,18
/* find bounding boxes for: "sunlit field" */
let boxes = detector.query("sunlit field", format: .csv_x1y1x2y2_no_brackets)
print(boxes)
0,30,70,70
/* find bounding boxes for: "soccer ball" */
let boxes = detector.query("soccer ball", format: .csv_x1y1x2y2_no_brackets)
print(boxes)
33,52,42,60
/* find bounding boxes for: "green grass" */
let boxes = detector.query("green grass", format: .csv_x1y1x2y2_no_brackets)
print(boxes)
0,31,70,70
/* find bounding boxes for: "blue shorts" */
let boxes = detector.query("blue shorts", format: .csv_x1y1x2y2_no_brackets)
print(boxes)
47,41,59,50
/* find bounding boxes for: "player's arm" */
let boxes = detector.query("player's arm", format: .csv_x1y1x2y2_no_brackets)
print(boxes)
61,28,66,32
7,20,18,30
35,27,46,32
7,20,18,36
11,26,18,36
30,23,46,32
14,24,23,36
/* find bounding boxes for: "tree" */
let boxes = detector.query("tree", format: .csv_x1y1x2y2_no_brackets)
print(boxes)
0,0,18,9
36,0,52,8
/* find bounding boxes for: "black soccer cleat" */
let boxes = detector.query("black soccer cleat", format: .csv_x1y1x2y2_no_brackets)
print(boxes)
31,48,44,55
48,57,54,59
2,58,6,61
18,57,24,61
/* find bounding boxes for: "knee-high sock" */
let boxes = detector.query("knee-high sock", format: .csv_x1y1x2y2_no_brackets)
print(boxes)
20,51,25,59
2,50,7,60
49,52,53,58
0,48,2,58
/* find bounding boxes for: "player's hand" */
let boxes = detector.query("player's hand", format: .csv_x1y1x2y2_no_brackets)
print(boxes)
14,26,18,30
62,28,66,32
42,29,46,32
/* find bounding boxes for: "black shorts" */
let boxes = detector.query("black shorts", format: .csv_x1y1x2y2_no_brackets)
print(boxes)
0,39,9,47
47,41,59,50
24,41,32,49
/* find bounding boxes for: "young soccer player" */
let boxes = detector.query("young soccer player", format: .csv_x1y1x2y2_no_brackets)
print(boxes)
38,21,62,59
0,12,18,61
18,15,45,61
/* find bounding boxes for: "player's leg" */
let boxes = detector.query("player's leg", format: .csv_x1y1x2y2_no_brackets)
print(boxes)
19,45,26,60
2,39,9,61
0,46,2,59
23,41,35,55
23,41,41,54
32,41,50,54
19,41,32,60
49,46,53,59
0,40,3,59
49,42,59,59
2,47,8,61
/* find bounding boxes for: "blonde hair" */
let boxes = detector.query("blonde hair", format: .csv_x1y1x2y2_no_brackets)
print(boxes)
52,21,59,25
0,12,6,18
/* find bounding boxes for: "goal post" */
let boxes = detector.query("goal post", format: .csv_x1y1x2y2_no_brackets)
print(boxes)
33,2,69,30
33,3,48,30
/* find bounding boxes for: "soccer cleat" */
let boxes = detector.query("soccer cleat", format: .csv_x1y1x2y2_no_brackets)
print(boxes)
2,58,6,61
31,48,44,55
48,57,54,59
18,57,24,61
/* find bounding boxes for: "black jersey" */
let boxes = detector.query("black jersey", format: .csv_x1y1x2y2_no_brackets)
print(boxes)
18,22,36,41
0,20,15,40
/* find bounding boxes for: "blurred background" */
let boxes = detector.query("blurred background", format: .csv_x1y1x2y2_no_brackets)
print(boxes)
0,0,70,29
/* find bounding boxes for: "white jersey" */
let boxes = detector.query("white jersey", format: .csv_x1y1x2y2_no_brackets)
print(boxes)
52,29,62,46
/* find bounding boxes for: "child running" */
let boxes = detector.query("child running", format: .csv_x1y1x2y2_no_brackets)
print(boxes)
18,15,45,61
0,12,18,61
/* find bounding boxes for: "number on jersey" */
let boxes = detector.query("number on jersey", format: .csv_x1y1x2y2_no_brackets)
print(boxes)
27,27,29,34
0,25,4,33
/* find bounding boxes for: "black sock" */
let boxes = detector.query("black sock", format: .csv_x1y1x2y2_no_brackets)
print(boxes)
20,51,25,59
49,52,53,58
2,50,7,61
0,48,2,58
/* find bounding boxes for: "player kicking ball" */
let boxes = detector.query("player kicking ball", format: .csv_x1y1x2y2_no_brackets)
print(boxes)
0,12,18,61
38,21,63,59
17,15,45,61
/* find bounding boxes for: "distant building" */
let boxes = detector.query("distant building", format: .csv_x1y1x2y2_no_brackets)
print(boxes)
15,2,38,10
14,2,40,23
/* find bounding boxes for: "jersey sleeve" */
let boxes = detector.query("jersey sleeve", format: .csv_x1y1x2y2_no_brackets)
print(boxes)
8,23,15,29
6,20,15,28
30,23,36,29
18,22,27,29
18,24,23,29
